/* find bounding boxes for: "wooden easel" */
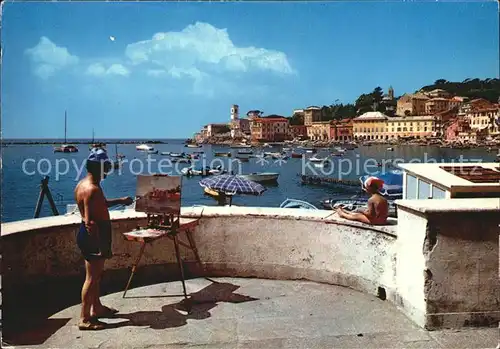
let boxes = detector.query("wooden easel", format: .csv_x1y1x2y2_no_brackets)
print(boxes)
34,176,59,218
122,212,203,305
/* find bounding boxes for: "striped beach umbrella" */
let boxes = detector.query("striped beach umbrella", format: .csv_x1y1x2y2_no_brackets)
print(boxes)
199,175,266,196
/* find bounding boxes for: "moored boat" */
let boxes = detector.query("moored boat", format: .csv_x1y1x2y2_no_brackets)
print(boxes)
186,144,202,148
147,150,158,154
309,155,329,163
291,152,303,158
214,152,232,157
54,144,79,153
54,111,78,153
136,144,154,151
161,151,171,156
237,149,253,155
239,172,279,183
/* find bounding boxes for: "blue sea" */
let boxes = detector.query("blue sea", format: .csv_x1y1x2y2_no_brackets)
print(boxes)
1,138,496,223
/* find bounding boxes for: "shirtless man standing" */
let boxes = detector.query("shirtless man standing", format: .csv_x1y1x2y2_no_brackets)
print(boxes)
336,176,389,225
75,148,133,330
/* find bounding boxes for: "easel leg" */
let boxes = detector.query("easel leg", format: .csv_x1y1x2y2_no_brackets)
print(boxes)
123,242,146,298
173,234,188,300
185,230,203,272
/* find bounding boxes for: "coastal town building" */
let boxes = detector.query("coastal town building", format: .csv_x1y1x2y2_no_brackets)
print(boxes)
330,119,354,142
352,111,389,140
464,99,499,134
445,117,471,142
385,115,438,139
307,121,330,141
424,98,450,114
424,88,451,99
381,86,397,116
289,125,307,140
205,123,229,137
250,116,289,142
396,93,429,116
303,106,321,126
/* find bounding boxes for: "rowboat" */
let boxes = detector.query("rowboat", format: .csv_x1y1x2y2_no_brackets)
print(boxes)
309,156,329,163
136,144,154,151
239,172,279,183
214,152,232,157
280,198,318,210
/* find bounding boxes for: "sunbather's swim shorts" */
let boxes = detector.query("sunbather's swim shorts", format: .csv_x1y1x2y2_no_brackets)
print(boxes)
76,221,113,261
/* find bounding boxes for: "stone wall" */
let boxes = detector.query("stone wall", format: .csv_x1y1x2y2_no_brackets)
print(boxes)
395,199,500,330
2,201,499,332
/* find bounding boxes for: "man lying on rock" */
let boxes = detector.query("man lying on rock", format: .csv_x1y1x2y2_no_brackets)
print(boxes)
336,176,388,225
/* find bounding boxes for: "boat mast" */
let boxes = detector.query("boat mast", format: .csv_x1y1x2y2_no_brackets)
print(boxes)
92,128,95,143
64,110,67,144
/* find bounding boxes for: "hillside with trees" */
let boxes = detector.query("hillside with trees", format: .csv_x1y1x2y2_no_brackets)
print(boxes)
419,78,500,103
286,78,499,125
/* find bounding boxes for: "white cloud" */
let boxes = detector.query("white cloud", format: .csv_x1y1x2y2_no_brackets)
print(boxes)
25,37,79,79
86,63,130,77
147,69,167,77
86,63,107,76
125,22,294,77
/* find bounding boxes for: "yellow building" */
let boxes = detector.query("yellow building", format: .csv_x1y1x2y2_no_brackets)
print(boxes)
307,121,330,141
352,112,389,140
385,115,438,139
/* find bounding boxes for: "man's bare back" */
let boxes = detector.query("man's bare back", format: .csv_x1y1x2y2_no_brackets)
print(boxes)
75,177,110,223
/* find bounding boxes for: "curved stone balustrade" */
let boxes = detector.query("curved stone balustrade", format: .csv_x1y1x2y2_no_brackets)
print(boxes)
2,200,499,333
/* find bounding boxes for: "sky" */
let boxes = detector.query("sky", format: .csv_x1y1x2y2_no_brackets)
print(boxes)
1,1,499,139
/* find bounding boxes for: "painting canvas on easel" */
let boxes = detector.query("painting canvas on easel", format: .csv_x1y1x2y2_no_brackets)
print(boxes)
135,174,182,215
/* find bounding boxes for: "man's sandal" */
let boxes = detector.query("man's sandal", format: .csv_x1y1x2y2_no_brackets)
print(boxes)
78,318,106,331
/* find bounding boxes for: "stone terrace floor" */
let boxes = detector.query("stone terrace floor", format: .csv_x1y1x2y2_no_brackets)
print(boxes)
3,278,498,349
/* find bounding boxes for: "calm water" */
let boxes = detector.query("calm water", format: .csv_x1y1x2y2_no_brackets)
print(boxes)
1,139,496,223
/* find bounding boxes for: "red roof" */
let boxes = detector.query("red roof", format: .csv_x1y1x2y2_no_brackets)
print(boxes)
253,118,288,123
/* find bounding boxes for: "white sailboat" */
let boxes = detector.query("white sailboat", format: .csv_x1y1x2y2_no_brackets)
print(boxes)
54,111,78,153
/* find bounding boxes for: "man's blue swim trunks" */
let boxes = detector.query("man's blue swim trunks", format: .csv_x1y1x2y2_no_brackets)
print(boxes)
76,221,113,261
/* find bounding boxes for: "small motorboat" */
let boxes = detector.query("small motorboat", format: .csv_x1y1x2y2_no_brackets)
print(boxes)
239,172,279,183
231,143,252,149
291,152,303,158
282,147,292,152
236,157,250,162
280,198,318,210
309,155,329,163
185,144,202,148
147,150,158,154
161,151,171,156
214,152,232,157
54,144,79,153
237,149,253,155
171,158,191,164
387,147,394,151
136,144,154,151
170,153,185,158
